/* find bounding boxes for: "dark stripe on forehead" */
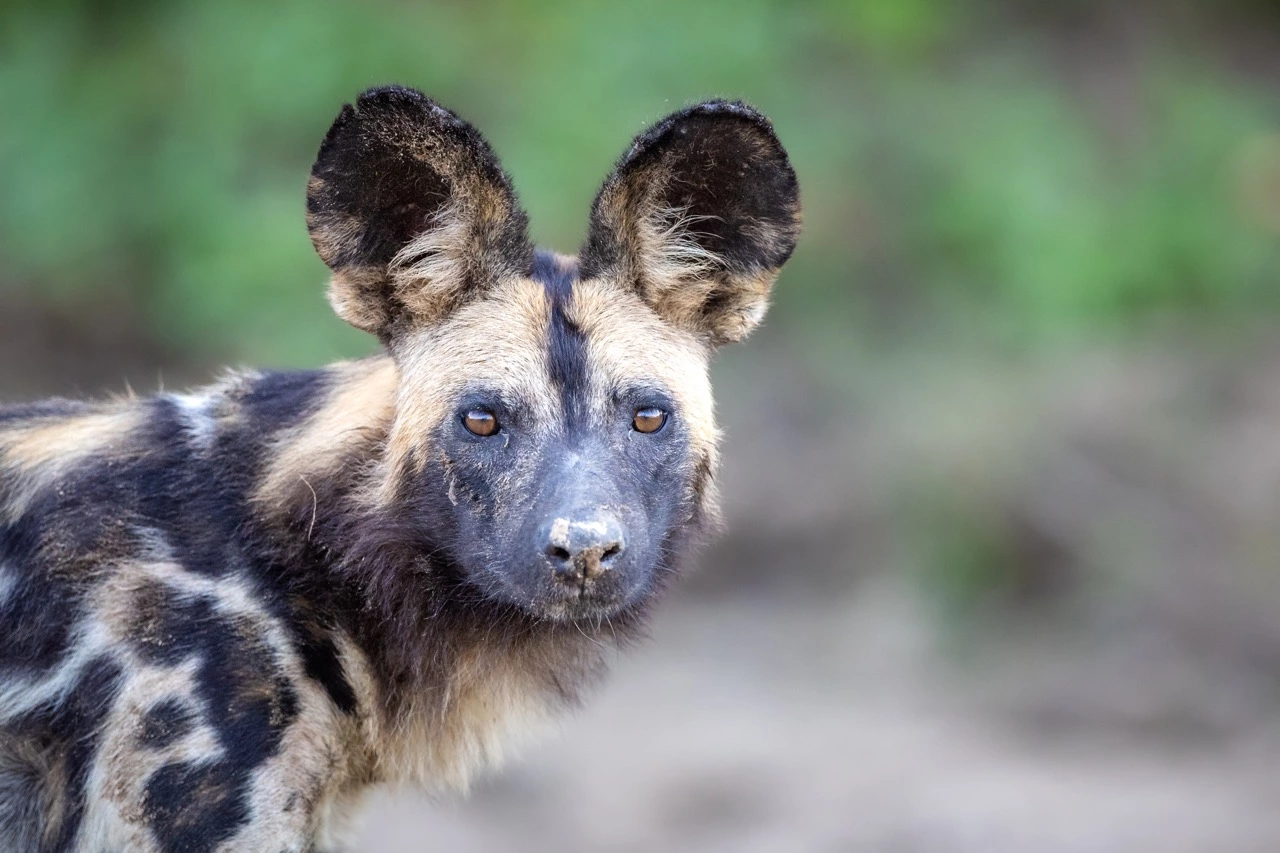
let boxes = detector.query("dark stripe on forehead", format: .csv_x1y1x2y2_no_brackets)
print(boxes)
533,250,590,430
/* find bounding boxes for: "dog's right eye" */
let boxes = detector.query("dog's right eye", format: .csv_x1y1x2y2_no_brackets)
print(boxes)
463,409,499,437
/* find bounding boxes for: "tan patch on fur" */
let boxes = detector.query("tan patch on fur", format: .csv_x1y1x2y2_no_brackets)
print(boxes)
629,203,727,325
0,406,138,469
305,178,362,266
327,266,395,335
374,643,565,793
388,203,477,325
384,277,555,488
568,276,722,524
701,266,778,344
0,406,145,521
606,196,782,344
224,629,566,805
254,357,399,514
569,278,718,449
315,622,588,798
232,670,358,851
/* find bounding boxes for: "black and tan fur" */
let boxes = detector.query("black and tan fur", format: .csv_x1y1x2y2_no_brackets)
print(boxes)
0,86,800,852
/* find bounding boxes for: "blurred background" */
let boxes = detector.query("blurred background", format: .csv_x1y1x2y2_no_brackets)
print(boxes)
3,0,1280,850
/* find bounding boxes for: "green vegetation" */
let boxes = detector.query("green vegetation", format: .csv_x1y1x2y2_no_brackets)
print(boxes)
2,0,1277,615
3,0,1276,366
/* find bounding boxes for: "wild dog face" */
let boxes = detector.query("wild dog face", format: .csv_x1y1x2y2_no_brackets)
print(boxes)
307,87,800,622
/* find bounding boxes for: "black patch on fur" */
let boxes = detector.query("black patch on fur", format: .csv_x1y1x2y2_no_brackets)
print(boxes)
309,87,454,272
237,369,329,434
140,588,299,852
296,624,358,715
0,735,54,853
46,370,326,583
0,517,81,674
8,655,124,851
145,759,249,853
581,99,799,280
307,85,533,336
138,699,196,749
128,582,206,666
56,658,122,848
533,250,590,429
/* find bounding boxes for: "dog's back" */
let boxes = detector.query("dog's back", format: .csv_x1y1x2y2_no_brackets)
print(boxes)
0,373,368,850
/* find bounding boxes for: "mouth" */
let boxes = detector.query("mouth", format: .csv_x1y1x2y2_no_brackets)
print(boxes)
476,571,638,623
464,555,647,623
526,582,634,623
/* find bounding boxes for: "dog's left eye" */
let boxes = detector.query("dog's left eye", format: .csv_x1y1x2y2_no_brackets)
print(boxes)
632,406,668,434
463,409,499,436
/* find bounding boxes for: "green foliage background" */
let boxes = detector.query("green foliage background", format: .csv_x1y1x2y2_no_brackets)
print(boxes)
2,0,1279,614
4,0,1277,368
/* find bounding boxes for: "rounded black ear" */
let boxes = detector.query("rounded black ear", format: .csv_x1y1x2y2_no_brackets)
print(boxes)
307,86,532,337
579,100,801,346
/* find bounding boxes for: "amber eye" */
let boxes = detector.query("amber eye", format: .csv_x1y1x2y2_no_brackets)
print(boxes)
463,409,498,437
632,406,668,434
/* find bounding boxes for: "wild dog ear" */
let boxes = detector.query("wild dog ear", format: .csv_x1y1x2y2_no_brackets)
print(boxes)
580,100,801,346
307,86,532,338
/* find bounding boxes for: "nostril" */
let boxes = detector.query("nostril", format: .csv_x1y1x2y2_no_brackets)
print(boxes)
547,545,572,564
601,542,622,562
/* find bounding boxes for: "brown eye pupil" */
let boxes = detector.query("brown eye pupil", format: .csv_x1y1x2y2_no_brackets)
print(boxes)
463,409,498,436
632,407,667,434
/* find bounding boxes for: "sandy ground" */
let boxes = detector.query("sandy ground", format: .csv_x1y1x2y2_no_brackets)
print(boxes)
350,586,1280,853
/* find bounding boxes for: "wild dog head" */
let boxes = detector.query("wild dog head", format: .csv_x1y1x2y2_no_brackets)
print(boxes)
307,86,800,623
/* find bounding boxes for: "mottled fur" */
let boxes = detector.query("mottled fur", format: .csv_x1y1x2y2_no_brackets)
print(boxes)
0,86,799,851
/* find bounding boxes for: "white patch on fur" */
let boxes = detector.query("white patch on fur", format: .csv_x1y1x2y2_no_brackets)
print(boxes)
78,538,361,851
227,656,353,852
0,562,15,610
76,659,217,853
548,517,571,547
128,530,302,669
638,205,725,297
382,679,560,794
389,208,472,323
0,617,115,726
169,391,216,450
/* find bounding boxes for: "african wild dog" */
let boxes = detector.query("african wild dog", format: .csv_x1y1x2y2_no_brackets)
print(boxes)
0,86,800,851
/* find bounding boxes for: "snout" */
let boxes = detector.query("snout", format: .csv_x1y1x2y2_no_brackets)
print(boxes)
540,511,625,585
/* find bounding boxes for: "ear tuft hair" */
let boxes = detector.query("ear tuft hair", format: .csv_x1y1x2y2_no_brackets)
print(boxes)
307,86,531,338
580,100,801,346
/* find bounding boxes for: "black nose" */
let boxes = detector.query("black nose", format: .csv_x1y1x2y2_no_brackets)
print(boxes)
542,513,625,582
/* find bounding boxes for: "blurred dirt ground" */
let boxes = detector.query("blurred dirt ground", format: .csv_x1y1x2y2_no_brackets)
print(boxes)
352,344,1280,853
353,587,1280,853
